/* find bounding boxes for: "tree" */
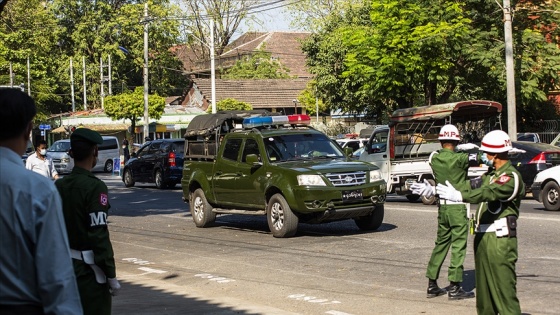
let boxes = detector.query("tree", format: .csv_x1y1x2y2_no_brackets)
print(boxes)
302,0,560,127
222,47,292,79
48,0,189,110
285,0,364,32
297,81,327,117
104,86,166,138
0,0,63,118
208,98,252,112
180,0,262,60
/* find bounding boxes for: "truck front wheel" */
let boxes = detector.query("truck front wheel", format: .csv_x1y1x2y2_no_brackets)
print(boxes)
354,205,384,231
267,194,299,238
190,188,216,227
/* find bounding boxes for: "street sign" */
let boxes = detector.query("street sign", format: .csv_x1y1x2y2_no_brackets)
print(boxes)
38,124,51,130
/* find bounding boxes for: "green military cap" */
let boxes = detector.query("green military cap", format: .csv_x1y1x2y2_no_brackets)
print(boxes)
71,127,103,144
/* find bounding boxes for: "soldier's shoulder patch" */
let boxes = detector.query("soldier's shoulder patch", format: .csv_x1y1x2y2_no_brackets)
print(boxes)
99,193,108,206
495,174,511,185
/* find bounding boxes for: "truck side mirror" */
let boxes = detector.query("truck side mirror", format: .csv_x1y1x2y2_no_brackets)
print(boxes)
246,154,262,166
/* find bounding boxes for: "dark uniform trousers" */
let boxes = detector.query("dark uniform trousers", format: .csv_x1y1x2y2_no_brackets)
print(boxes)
474,232,520,315
425,203,468,282
74,257,111,315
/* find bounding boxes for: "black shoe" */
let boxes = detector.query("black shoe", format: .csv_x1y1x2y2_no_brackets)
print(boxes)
448,283,475,300
427,279,447,298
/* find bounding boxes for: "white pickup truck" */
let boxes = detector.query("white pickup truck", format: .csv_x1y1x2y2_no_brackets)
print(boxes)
359,100,503,204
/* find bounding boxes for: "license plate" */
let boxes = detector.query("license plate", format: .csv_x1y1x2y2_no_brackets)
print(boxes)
342,190,363,201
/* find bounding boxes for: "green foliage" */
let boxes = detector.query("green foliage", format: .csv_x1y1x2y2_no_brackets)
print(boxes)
208,98,252,112
222,48,293,79
297,81,327,116
0,0,63,117
104,86,165,122
302,0,560,127
1,0,189,116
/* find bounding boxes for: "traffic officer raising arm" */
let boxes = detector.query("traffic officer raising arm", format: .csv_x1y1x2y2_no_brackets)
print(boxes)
411,125,479,300
55,128,120,315
436,130,523,315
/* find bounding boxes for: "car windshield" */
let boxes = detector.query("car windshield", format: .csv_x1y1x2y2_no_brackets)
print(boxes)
264,133,344,162
48,141,70,152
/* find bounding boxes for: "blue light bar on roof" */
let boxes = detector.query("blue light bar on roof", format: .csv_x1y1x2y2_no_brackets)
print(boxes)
243,114,311,129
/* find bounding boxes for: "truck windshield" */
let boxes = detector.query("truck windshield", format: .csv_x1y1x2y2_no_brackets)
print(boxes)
264,133,344,162
48,141,71,152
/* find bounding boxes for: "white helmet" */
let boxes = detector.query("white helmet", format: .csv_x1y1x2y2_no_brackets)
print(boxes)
438,124,461,141
480,130,512,153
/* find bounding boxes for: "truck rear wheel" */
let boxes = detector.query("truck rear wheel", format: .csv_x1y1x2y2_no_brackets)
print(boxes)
191,188,216,227
421,179,437,205
354,205,384,230
267,194,298,238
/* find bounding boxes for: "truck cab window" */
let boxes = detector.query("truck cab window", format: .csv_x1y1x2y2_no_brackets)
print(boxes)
223,138,242,161
241,139,260,162
371,131,388,153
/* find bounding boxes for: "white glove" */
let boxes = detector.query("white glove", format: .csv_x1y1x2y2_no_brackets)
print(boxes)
456,143,479,151
410,179,435,198
436,180,463,202
108,278,121,296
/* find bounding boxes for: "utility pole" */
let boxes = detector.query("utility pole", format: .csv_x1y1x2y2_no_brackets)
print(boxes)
503,0,517,139
9,62,13,87
100,57,105,109
70,57,75,112
108,54,112,95
27,57,31,96
83,56,87,110
210,19,216,114
143,3,150,139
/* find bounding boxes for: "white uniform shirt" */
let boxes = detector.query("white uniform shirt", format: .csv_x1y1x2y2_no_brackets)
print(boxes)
25,152,58,179
0,147,82,314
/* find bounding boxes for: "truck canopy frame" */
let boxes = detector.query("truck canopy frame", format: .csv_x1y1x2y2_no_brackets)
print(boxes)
385,100,503,159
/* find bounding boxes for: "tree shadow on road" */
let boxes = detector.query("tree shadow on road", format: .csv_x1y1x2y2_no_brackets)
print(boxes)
113,278,260,315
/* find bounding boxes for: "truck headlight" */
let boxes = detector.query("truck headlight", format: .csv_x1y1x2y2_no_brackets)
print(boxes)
61,157,70,163
369,170,382,182
297,175,326,186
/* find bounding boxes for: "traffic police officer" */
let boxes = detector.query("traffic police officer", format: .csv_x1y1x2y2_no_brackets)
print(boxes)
412,125,478,299
55,128,121,315
437,130,523,314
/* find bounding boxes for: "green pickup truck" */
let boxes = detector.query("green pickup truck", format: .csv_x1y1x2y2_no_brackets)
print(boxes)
181,111,387,238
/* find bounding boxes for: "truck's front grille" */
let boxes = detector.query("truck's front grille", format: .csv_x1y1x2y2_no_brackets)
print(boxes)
325,171,367,186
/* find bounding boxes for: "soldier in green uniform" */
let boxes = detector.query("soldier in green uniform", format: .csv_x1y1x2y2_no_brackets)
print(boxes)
437,130,522,315
412,125,480,300
55,128,121,315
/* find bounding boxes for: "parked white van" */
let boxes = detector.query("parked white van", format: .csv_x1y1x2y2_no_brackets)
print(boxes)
49,136,120,174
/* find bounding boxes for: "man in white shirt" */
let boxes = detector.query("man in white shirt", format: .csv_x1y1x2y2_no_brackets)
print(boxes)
26,139,59,180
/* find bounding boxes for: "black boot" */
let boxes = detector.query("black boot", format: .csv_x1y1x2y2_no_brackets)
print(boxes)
427,279,447,298
448,282,475,300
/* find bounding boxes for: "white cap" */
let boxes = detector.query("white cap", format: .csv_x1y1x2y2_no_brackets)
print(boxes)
438,124,461,141
480,130,512,153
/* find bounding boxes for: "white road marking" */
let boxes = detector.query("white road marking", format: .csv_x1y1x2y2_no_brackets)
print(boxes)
287,294,341,305
137,267,167,275
121,257,153,265
130,198,160,204
194,273,235,283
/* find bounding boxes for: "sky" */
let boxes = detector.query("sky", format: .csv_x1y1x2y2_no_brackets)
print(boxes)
250,5,295,31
